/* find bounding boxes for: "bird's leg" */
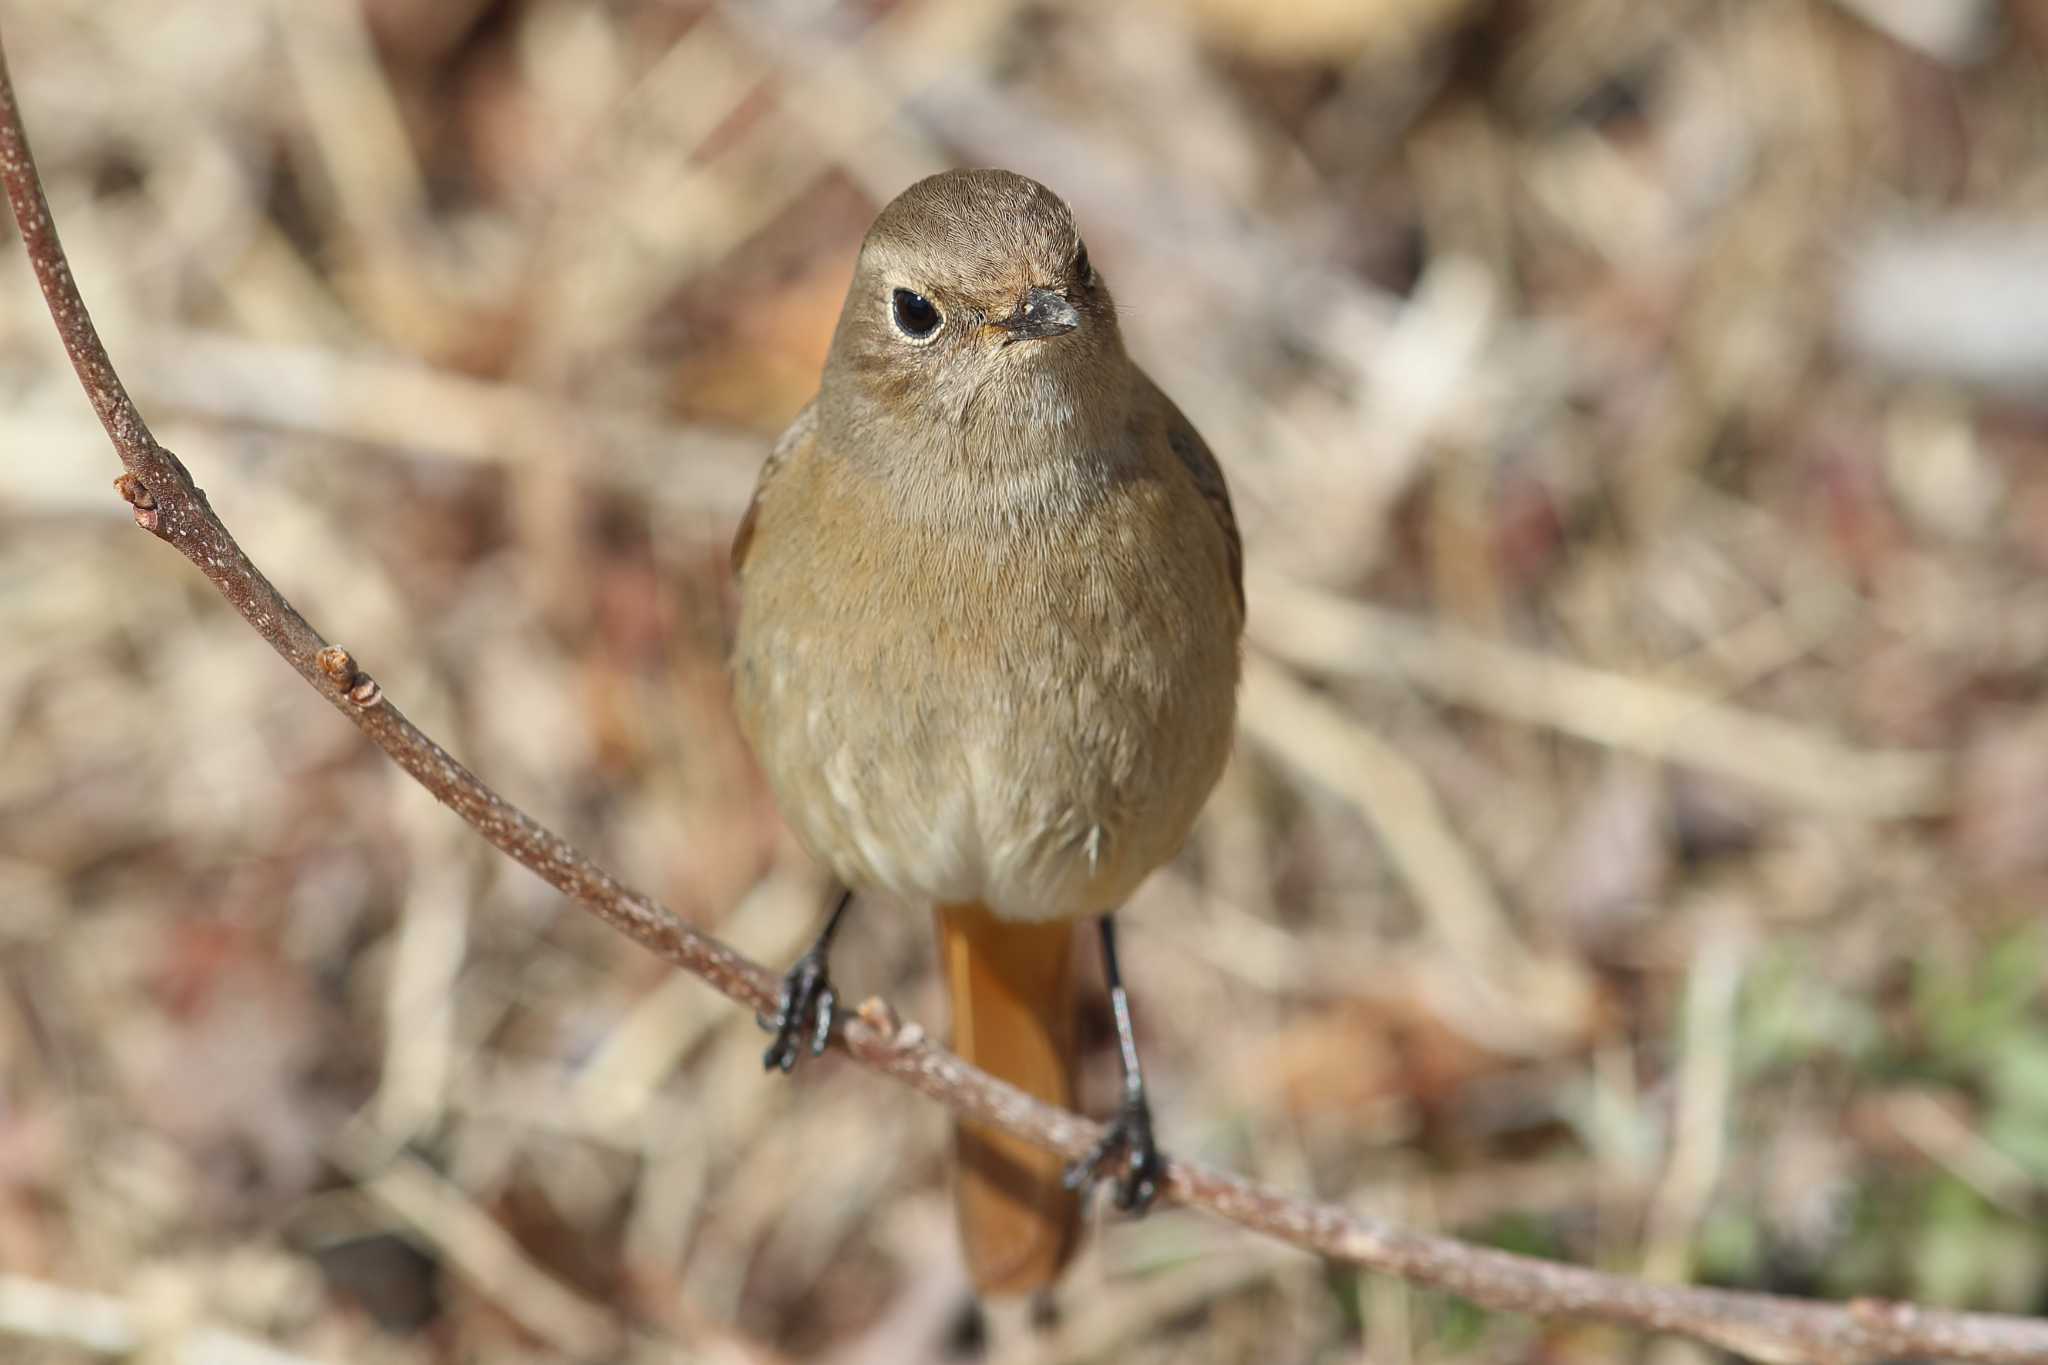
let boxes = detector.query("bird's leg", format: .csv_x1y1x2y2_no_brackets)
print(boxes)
1064,913,1165,1213
761,887,854,1072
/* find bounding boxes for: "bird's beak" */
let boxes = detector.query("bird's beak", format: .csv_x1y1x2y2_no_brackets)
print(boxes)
994,287,1081,340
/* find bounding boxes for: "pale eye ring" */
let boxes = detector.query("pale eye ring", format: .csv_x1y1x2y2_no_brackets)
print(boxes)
890,288,943,341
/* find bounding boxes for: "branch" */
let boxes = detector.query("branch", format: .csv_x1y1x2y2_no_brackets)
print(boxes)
4,30,2044,1365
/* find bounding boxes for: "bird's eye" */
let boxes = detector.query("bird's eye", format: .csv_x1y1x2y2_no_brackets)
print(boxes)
891,288,942,340
1072,242,1092,284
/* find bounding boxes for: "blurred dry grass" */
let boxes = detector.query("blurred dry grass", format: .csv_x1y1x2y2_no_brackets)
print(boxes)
4,0,2048,1360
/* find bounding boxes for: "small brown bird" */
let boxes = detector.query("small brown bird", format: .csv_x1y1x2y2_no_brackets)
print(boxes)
730,169,1243,1297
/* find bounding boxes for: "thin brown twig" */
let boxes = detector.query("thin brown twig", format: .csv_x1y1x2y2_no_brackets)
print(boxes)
5,29,2046,1365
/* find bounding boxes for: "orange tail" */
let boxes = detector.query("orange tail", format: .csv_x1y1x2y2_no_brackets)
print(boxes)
934,902,1082,1296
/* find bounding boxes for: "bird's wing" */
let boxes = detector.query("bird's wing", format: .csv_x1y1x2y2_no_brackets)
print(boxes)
730,400,817,576
1152,383,1244,618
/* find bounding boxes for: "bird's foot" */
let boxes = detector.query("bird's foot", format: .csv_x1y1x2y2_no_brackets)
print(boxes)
759,948,837,1073
1064,1091,1163,1214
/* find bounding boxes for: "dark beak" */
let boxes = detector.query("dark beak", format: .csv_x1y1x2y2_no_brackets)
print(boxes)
994,287,1081,340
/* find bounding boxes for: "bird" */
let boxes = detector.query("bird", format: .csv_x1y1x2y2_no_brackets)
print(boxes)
728,167,1243,1298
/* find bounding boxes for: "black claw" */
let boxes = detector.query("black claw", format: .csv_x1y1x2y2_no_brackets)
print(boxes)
810,983,836,1057
761,949,837,1073
1064,1092,1164,1215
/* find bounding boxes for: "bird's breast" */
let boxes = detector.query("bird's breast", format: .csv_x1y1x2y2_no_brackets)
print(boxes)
732,454,1238,921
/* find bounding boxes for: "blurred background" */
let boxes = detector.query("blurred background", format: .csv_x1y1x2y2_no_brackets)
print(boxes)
4,0,2048,1361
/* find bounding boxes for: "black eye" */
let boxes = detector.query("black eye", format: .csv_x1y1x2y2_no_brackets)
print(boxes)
891,288,942,339
1072,242,1092,283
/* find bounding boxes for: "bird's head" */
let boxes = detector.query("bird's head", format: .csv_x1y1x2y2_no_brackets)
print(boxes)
821,169,1127,448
